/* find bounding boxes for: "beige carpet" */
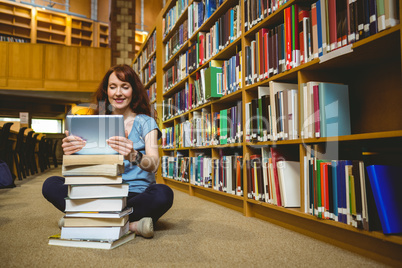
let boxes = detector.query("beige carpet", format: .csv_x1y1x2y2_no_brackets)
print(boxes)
0,167,386,267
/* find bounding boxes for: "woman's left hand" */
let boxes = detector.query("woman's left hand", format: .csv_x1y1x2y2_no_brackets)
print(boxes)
107,130,134,160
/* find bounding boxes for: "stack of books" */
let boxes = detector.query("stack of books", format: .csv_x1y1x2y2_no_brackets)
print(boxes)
48,154,135,249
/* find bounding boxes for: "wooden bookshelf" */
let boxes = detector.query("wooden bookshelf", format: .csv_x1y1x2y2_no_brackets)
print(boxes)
132,28,157,104
96,22,109,48
0,1,32,41
70,16,94,47
132,0,402,265
0,0,108,48
35,9,67,45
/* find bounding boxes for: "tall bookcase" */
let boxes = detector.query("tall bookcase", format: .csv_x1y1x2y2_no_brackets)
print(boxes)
133,28,158,107
0,0,109,47
133,0,402,265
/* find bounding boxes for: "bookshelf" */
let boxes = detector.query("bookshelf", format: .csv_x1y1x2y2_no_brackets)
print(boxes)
132,0,402,265
0,1,32,42
70,16,94,47
96,22,110,48
133,28,157,104
0,0,109,48
35,9,68,45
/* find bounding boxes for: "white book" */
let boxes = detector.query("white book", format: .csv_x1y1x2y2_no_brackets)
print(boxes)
65,197,127,212
68,184,129,199
61,221,129,241
65,207,133,218
269,81,298,141
49,232,135,250
64,176,123,185
277,160,301,208
384,0,399,28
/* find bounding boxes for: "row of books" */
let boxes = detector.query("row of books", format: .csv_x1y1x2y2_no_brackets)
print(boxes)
49,154,134,249
163,50,188,92
161,153,244,196
246,149,301,208
0,35,29,43
164,43,242,99
141,55,156,86
300,81,351,139
245,82,299,142
188,2,242,71
133,31,156,74
244,81,351,143
163,54,242,117
163,69,212,118
304,145,402,234
188,51,242,97
244,1,399,86
244,0,290,32
163,1,241,79
244,25,285,85
307,0,400,54
146,82,157,103
162,101,243,148
165,20,188,63
163,0,190,38
188,0,223,38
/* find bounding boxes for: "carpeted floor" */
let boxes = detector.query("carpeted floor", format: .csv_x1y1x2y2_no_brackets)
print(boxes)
0,167,386,267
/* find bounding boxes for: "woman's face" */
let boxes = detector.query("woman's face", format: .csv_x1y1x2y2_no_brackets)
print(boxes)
107,72,133,112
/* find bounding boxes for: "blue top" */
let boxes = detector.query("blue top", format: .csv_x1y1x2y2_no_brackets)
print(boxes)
122,114,161,193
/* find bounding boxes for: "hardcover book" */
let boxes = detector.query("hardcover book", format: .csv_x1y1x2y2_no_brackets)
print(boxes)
49,232,135,250
65,197,127,212
61,220,129,240
68,183,129,199
366,165,402,234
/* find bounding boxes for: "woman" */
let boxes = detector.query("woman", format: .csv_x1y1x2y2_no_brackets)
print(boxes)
42,64,174,238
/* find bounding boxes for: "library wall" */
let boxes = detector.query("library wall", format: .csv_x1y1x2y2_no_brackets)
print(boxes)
68,0,91,19
98,0,111,22
0,42,110,92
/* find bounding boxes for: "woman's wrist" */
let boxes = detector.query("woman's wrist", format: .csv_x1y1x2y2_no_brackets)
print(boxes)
130,150,143,165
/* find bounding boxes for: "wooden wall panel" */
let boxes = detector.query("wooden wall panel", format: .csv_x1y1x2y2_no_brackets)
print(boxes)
8,43,43,88
45,45,79,80
0,43,8,87
69,0,91,19
79,47,111,89
0,43,110,92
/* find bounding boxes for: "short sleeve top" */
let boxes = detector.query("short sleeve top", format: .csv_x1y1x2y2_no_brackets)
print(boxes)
122,114,161,193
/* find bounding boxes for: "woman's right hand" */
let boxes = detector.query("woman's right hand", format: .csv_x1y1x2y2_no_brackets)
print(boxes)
62,130,86,155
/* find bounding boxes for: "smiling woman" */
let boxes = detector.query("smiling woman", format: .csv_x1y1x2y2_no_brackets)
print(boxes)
42,64,174,239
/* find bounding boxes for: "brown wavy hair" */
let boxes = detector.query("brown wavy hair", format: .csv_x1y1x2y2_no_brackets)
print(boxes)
92,64,156,120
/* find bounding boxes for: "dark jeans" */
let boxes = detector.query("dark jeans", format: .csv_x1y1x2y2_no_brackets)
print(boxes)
42,176,174,223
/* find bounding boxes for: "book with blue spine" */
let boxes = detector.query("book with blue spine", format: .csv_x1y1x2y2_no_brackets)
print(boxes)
366,165,402,234
318,83,351,137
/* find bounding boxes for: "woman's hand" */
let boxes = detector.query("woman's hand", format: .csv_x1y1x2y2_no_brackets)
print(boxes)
107,130,136,160
62,130,86,155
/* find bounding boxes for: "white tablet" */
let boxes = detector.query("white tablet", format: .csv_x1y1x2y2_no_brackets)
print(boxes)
66,115,125,155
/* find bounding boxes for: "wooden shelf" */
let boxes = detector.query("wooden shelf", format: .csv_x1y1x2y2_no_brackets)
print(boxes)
0,1,108,47
134,0,402,265
0,0,32,41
